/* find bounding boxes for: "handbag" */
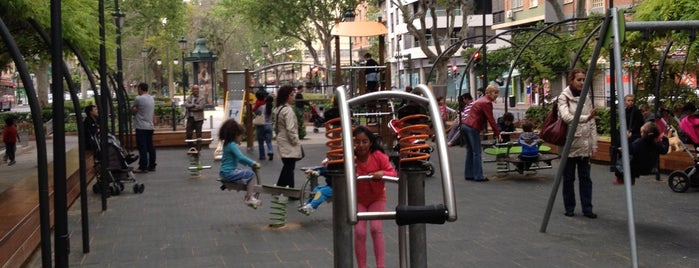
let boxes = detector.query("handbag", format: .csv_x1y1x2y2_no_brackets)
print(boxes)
297,145,305,161
252,111,266,126
539,97,568,146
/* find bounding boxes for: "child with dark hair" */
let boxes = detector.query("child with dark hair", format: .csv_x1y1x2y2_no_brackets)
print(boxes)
497,112,516,142
613,121,669,185
297,158,331,215
218,119,262,208
516,121,539,172
2,117,19,166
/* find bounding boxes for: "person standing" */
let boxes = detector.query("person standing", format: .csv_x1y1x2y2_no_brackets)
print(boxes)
294,85,308,139
83,104,99,150
132,83,156,173
253,92,274,160
184,84,207,147
2,117,19,166
273,86,302,188
558,68,598,218
364,53,379,93
461,85,501,182
353,126,397,268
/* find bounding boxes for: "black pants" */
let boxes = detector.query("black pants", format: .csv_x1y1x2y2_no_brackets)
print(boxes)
277,158,296,188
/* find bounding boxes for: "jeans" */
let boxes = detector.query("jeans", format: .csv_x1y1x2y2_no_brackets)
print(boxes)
307,185,333,209
4,142,15,161
186,118,204,146
136,129,156,170
277,158,296,188
462,124,484,180
562,157,593,214
256,125,273,159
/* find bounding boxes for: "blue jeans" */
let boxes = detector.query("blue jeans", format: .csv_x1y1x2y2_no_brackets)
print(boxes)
461,124,485,180
307,185,333,209
256,125,273,158
220,169,254,184
136,129,156,170
562,157,593,214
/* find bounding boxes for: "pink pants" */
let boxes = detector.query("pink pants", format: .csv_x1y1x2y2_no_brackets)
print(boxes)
354,199,386,268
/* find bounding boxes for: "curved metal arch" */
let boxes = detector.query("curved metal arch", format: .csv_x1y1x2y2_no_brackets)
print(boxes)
569,24,603,70
252,61,322,73
503,17,594,113
426,33,524,83
0,17,52,267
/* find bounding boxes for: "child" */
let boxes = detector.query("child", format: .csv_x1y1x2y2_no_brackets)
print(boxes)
2,118,19,166
353,126,397,268
297,158,332,215
613,121,669,185
218,119,262,208
517,121,539,172
497,112,516,142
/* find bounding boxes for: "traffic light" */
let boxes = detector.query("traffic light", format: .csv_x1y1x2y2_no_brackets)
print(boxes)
472,51,482,64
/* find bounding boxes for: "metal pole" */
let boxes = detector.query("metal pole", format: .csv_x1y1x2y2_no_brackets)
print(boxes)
330,170,353,268
407,170,427,267
182,50,186,102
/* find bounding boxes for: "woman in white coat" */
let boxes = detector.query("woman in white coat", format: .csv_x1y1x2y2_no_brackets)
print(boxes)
558,68,598,219
273,86,303,188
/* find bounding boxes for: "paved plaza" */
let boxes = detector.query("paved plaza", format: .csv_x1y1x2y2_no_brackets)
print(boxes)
16,123,698,267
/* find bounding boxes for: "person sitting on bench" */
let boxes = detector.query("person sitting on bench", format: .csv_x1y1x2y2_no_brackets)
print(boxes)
517,121,540,172
613,121,669,185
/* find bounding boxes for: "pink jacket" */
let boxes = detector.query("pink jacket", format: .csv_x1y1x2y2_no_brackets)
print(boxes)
356,150,397,206
680,114,699,144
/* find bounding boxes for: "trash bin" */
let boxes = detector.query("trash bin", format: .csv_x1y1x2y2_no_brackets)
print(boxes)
509,95,516,107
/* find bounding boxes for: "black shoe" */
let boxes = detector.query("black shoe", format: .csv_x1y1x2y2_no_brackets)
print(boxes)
583,212,598,219
148,165,156,172
259,157,266,160
268,153,273,161
474,177,489,182
564,212,575,217
465,177,474,181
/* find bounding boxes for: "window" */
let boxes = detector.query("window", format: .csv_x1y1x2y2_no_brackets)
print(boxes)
511,0,523,9
591,0,604,8
531,0,538,7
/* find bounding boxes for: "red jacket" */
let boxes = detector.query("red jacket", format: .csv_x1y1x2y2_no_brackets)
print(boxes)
462,96,499,137
2,124,18,143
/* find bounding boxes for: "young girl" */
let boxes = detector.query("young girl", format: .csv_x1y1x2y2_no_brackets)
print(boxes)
353,126,397,268
218,119,262,208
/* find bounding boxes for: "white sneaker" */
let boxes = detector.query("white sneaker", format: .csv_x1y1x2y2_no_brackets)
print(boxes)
274,194,289,203
244,196,262,208
297,204,314,215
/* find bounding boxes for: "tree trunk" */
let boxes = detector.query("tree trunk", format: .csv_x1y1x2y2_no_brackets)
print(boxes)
36,63,49,109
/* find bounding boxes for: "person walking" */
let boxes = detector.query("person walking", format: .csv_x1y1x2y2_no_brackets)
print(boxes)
2,117,19,166
253,91,274,161
558,68,598,218
132,83,156,173
461,85,501,182
184,84,207,147
273,86,302,188
364,53,379,93
83,104,99,150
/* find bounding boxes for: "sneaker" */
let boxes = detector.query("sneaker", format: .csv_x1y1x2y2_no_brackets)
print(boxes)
297,204,314,215
612,177,623,185
245,196,262,208
8,160,16,166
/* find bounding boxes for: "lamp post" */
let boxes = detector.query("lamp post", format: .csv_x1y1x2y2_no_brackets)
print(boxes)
344,10,355,93
156,58,162,96
178,36,188,102
141,48,148,87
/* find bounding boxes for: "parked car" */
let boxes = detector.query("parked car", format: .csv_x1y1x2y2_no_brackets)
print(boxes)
1,95,14,111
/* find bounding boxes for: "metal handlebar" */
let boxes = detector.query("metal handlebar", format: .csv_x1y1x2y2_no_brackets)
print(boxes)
336,84,457,225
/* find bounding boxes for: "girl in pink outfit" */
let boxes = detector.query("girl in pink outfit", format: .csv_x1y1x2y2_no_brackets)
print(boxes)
353,126,397,268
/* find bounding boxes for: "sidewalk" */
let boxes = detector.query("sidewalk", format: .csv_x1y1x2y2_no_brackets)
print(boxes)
21,123,699,267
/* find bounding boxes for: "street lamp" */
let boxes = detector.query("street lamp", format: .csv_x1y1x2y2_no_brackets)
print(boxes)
178,36,188,102
156,58,162,95
141,48,148,86
344,10,355,94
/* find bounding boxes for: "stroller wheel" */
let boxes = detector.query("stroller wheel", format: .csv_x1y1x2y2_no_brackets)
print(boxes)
92,183,101,194
668,171,690,193
313,128,319,133
110,185,121,195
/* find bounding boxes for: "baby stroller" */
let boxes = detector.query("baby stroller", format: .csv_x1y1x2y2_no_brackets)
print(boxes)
91,131,145,195
667,115,699,192
309,104,325,133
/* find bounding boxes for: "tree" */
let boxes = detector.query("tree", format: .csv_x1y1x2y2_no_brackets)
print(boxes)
220,0,356,71
392,0,472,94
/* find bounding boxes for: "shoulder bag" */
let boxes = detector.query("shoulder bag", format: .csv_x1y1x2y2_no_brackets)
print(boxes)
539,97,568,146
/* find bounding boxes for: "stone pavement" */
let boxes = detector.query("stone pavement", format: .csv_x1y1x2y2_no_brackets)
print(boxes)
20,125,699,267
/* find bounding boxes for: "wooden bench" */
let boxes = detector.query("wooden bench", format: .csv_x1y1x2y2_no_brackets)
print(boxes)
120,130,213,148
0,148,95,267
